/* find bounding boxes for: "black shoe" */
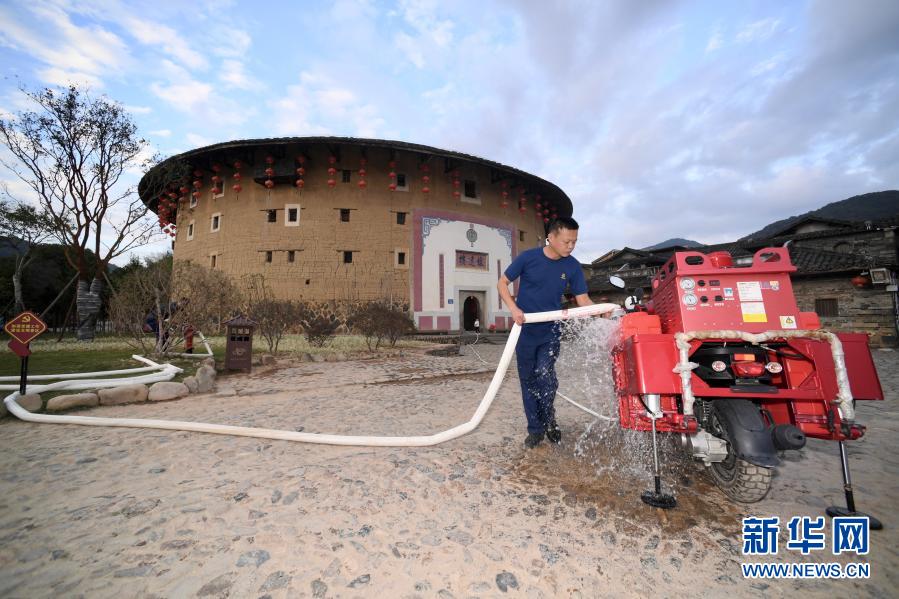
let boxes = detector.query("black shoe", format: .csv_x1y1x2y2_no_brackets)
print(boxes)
524,433,545,448
546,421,562,444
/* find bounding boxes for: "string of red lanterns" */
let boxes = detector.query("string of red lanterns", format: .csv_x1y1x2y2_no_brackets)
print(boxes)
500,181,509,209
327,155,337,188
420,163,430,194
264,155,275,189
295,155,306,190
358,157,367,189
452,170,461,200
232,160,243,194
388,160,397,191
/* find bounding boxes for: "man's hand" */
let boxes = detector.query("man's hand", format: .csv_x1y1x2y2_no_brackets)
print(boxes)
511,306,525,325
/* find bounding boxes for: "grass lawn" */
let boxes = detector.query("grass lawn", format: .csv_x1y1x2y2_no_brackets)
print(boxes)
1,333,437,379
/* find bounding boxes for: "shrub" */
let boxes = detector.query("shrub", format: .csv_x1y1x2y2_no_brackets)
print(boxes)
348,301,415,351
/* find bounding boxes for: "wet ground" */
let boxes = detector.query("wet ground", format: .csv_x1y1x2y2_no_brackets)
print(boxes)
0,335,896,598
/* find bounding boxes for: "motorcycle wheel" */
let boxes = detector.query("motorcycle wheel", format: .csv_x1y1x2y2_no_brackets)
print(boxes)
707,407,772,503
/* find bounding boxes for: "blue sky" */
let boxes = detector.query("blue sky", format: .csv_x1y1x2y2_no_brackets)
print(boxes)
1,0,897,264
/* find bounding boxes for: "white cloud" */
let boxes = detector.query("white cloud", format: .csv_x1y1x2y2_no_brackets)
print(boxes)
120,17,208,71
269,71,386,138
705,28,723,52
149,129,172,137
219,59,258,90
0,2,130,87
126,105,153,114
37,67,103,88
736,18,781,44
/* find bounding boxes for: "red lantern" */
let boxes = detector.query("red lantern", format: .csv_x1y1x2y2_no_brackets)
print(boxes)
422,186,430,194
296,167,305,176
265,179,275,189
264,167,274,177
453,190,461,199
501,200,509,209
266,155,275,165
329,156,336,165
358,179,367,189
232,184,242,193
328,178,336,188
327,167,337,176
359,168,366,177
233,160,243,170
296,156,305,165
388,171,396,179
212,163,221,173
193,169,203,178
233,172,242,181
193,180,202,189
388,160,396,169
211,175,221,184
192,191,201,199
543,217,550,223
851,275,870,288
389,182,397,191
295,179,305,188
422,175,430,184
179,185,189,195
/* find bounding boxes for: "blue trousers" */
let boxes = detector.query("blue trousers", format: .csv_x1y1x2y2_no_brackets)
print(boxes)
516,334,561,434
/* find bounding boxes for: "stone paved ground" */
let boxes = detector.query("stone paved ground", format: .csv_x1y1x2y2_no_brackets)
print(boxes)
0,342,896,598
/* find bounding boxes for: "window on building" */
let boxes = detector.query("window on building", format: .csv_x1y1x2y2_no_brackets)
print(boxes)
190,194,198,209
210,254,217,268
288,250,295,263
815,298,839,317
264,251,273,263
343,250,353,264
464,180,477,198
396,173,407,189
212,185,224,200
287,207,298,223
211,213,221,232
398,252,406,265
342,169,351,183
267,209,277,223
187,221,195,240
340,209,350,222
519,230,525,242
396,211,406,225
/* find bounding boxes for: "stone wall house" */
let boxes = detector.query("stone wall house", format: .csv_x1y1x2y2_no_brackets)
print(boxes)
139,138,573,333
585,217,899,346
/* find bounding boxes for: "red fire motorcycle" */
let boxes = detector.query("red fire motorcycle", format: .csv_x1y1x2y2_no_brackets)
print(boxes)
609,247,883,526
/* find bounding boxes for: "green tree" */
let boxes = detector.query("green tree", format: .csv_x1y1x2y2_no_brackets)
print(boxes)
0,86,183,340
0,198,57,313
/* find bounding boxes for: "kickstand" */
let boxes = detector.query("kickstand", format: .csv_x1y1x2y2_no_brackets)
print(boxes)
825,441,882,530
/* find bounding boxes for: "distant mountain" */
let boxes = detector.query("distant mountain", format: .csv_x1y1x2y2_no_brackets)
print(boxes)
642,237,704,251
742,190,899,241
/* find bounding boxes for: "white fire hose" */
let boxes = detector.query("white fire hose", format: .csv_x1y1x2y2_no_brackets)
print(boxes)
3,304,619,446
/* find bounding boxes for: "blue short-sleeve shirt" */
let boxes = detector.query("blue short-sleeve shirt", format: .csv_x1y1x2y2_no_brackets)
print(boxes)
504,247,588,342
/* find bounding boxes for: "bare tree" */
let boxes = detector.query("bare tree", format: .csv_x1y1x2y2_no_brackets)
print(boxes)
0,86,183,340
108,255,240,355
0,197,57,312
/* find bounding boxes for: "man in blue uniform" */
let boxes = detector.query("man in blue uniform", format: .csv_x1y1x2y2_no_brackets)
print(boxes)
497,217,593,448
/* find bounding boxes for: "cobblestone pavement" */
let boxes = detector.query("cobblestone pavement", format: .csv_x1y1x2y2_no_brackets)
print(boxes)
0,344,896,598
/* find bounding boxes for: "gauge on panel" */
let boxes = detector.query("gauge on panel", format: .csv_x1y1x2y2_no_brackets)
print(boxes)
682,293,698,307
680,278,696,291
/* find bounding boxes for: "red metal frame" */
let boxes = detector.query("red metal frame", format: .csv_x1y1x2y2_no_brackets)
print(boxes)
612,248,883,442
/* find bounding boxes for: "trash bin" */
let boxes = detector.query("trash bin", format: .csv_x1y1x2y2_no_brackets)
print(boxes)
224,315,256,371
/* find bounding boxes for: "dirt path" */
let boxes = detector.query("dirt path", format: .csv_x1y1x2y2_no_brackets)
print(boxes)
0,343,895,598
